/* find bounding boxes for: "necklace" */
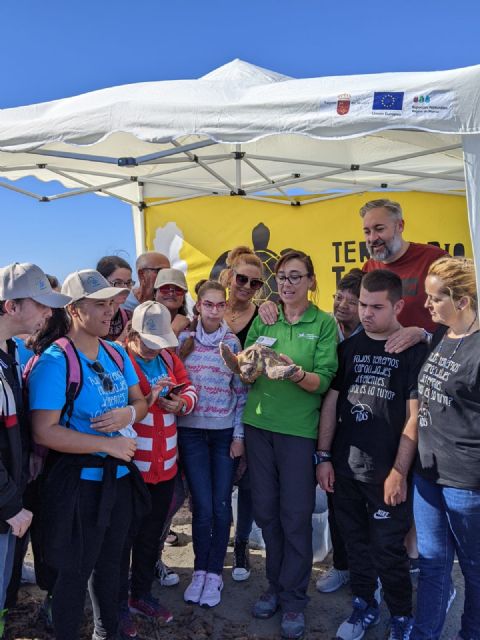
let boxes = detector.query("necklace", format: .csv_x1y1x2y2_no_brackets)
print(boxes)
228,303,252,325
419,314,477,423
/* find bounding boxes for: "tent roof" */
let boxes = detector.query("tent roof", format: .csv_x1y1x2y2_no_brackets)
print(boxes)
0,59,474,206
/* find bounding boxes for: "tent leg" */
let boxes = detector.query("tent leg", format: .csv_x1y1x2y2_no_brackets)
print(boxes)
131,204,146,257
463,134,480,307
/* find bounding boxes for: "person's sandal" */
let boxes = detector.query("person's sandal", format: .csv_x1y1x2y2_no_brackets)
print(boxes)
165,529,179,546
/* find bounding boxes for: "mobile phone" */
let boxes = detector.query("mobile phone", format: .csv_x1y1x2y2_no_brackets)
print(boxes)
166,383,187,399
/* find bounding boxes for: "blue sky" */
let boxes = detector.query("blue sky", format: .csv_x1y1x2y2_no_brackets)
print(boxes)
1,0,478,280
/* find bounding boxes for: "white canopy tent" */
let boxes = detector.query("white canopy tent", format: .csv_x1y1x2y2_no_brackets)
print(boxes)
0,58,478,278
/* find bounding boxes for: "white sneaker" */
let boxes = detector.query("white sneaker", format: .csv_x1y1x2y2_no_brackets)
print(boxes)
316,567,350,593
155,560,180,587
21,561,36,585
199,572,224,608
184,570,206,604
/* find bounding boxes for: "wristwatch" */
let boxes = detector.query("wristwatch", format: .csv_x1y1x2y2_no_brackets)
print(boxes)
313,450,332,465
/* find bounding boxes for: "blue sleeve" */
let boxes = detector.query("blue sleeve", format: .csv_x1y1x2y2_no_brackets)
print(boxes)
28,349,67,411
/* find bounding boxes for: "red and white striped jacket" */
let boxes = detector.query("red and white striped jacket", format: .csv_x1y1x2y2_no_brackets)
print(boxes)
128,349,197,484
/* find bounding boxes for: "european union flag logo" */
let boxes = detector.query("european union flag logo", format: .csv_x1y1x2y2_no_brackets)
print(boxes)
372,92,404,111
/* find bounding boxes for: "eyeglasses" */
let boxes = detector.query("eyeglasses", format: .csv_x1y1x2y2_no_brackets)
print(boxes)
156,285,185,297
201,300,227,311
109,279,135,288
88,361,114,392
234,272,264,291
333,294,359,308
275,273,309,285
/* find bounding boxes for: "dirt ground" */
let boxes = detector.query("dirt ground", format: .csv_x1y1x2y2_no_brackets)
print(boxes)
6,514,463,640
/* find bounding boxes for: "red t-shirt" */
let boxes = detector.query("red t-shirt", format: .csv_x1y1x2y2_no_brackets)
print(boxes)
362,242,447,332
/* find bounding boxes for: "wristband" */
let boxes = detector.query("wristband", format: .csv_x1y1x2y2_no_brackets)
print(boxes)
295,370,307,384
313,450,332,465
127,404,136,425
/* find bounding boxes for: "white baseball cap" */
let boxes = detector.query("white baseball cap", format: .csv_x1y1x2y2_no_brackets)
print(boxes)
132,301,179,350
62,269,128,304
0,263,71,307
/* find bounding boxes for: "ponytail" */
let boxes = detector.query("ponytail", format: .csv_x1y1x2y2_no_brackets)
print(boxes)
26,308,71,355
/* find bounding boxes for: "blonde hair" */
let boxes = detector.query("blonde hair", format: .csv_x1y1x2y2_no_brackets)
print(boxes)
428,256,478,308
218,246,263,288
178,280,227,360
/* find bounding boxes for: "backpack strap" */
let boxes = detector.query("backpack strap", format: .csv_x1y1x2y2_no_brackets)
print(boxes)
99,339,125,373
54,336,83,428
118,307,129,329
23,354,39,385
159,348,174,373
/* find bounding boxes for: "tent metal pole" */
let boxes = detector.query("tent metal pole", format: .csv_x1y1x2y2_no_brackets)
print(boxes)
242,157,297,202
235,144,242,191
0,180,44,200
135,139,218,164
146,194,208,206
45,168,138,205
46,179,131,201
132,182,146,256
170,140,236,192
143,177,230,195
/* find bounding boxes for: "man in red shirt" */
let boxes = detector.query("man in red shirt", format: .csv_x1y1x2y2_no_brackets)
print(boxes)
361,199,447,352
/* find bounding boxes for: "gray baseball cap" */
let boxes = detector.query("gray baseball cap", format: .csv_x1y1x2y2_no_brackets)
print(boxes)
62,269,128,304
132,301,179,350
0,263,72,308
154,268,188,291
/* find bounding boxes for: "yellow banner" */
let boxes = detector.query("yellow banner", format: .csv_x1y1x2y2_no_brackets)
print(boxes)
145,192,470,310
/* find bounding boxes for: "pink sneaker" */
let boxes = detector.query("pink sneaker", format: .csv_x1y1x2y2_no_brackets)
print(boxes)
199,572,223,608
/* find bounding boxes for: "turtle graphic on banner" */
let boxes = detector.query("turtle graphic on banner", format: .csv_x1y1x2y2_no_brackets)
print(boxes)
210,222,292,302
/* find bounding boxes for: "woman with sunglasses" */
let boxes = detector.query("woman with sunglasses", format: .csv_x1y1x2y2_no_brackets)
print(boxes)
97,255,135,342
177,280,247,608
154,268,191,336
243,250,338,640
219,246,263,582
27,269,149,640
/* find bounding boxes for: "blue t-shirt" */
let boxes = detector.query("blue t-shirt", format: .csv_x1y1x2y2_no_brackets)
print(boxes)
133,354,171,394
28,340,139,481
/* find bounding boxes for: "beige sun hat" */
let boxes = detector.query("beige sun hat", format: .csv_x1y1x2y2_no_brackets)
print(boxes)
154,268,188,291
131,301,179,349
62,269,128,304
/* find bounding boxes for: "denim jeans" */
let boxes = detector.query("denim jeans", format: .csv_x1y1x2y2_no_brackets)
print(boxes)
178,427,235,574
0,530,16,610
411,474,480,640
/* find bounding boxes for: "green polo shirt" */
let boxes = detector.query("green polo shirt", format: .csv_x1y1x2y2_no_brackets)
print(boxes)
243,303,338,439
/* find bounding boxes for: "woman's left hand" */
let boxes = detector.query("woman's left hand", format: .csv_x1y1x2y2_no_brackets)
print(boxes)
230,438,245,459
157,392,185,414
91,407,132,433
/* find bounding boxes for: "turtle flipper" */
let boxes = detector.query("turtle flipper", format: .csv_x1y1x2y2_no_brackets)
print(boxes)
220,342,241,374
265,362,300,380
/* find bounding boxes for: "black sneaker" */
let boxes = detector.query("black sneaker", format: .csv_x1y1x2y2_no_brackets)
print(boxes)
232,539,251,582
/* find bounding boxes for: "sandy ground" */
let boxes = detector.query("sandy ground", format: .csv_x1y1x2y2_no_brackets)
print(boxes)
6,514,463,640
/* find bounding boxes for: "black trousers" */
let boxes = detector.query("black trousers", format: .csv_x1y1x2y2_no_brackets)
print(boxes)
327,491,349,571
333,474,412,617
245,425,316,613
119,475,175,603
52,476,133,640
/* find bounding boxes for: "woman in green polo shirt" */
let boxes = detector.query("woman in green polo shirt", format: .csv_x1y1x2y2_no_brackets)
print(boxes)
244,250,338,640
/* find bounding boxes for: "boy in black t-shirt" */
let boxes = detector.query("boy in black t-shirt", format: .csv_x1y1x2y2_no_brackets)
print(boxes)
317,270,427,640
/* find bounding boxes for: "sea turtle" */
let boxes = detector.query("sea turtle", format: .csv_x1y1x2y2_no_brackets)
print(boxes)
219,341,300,384
210,223,291,302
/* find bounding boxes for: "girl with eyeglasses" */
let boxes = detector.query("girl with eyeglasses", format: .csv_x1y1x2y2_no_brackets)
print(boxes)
243,250,338,640
97,256,135,342
154,268,191,336
27,270,150,640
177,280,247,608
219,246,264,582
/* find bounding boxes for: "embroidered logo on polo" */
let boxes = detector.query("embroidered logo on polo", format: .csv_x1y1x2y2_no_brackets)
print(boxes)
373,509,391,520
297,333,319,340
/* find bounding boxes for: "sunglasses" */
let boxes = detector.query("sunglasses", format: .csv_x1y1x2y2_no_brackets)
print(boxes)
234,272,264,291
157,285,185,297
88,361,114,393
109,279,135,288
201,300,227,311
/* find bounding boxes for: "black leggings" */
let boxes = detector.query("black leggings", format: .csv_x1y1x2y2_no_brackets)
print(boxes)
119,476,175,603
52,476,133,640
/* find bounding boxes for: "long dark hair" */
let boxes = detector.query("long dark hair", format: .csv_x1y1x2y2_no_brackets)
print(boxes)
26,308,71,355
96,255,132,280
